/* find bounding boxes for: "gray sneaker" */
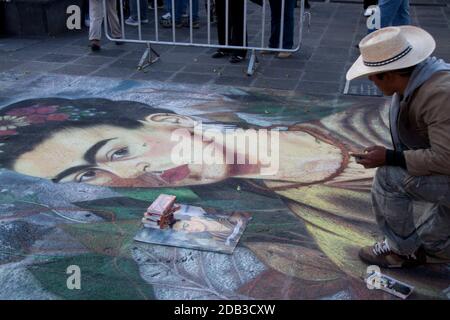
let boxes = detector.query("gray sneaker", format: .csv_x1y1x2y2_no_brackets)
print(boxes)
125,17,148,26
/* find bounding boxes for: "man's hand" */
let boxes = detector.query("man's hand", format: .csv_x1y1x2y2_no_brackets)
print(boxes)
351,145,386,169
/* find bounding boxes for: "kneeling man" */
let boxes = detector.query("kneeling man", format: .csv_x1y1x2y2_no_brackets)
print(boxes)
347,26,450,268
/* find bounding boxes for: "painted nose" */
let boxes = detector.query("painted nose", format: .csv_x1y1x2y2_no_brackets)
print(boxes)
101,161,150,179
136,162,151,173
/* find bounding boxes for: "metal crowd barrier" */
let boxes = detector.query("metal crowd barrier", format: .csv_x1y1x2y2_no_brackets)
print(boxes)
103,0,311,76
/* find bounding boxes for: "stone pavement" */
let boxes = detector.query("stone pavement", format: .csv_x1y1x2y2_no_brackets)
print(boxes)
0,0,449,98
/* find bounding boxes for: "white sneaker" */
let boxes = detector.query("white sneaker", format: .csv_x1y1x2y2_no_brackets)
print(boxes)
125,17,148,26
125,17,139,26
161,12,171,20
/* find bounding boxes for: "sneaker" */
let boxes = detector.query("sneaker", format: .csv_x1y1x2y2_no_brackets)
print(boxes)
229,55,245,64
125,17,148,26
359,239,427,268
161,12,171,20
160,13,172,27
125,17,139,26
211,50,229,59
277,52,292,59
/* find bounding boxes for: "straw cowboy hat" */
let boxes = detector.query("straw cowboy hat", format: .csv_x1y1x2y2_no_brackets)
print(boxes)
346,26,436,80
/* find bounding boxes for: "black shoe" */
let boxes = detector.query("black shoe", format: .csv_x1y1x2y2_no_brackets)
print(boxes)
212,50,229,59
113,38,125,45
90,40,101,51
229,55,244,63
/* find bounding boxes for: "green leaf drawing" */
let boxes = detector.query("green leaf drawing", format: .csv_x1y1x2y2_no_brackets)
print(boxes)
28,253,154,300
112,187,200,203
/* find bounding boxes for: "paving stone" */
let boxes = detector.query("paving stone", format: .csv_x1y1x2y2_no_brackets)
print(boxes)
134,61,187,72
91,66,136,78
304,61,347,73
269,59,306,69
252,78,299,90
301,71,344,83
193,54,236,65
169,46,209,54
52,64,94,76
0,39,41,52
214,75,255,87
10,61,65,73
295,80,342,95
220,65,250,77
259,66,303,79
160,52,201,63
0,60,24,72
88,48,127,57
170,72,216,84
130,71,174,81
56,45,91,55
310,51,351,63
34,53,80,63
110,59,140,69
3,49,50,61
315,46,350,56
182,63,225,74
71,56,117,66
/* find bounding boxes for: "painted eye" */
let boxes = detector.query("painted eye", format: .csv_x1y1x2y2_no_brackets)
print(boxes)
77,170,97,183
110,147,129,161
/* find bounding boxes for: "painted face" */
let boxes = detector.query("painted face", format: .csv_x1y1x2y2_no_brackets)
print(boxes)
173,216,232,233
12,114,231,187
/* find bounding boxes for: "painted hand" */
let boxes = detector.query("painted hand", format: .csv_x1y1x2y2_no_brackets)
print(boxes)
354,145,386,169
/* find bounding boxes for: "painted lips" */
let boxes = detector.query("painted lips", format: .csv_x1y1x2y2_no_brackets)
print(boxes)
160,164,191,184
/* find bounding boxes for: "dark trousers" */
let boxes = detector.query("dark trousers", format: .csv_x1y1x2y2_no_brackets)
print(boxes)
216,0,247,57
268,0,295,49
364,0,378,9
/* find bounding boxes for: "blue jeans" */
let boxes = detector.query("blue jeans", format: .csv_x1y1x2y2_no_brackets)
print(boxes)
268,0,295,49
130,0,149,20
372,166,450,258
165,0,198,22
380,0,410,27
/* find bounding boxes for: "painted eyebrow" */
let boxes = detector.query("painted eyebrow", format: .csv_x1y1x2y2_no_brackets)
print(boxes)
52,164,95,183
84,138,117,164
52,138,117,183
